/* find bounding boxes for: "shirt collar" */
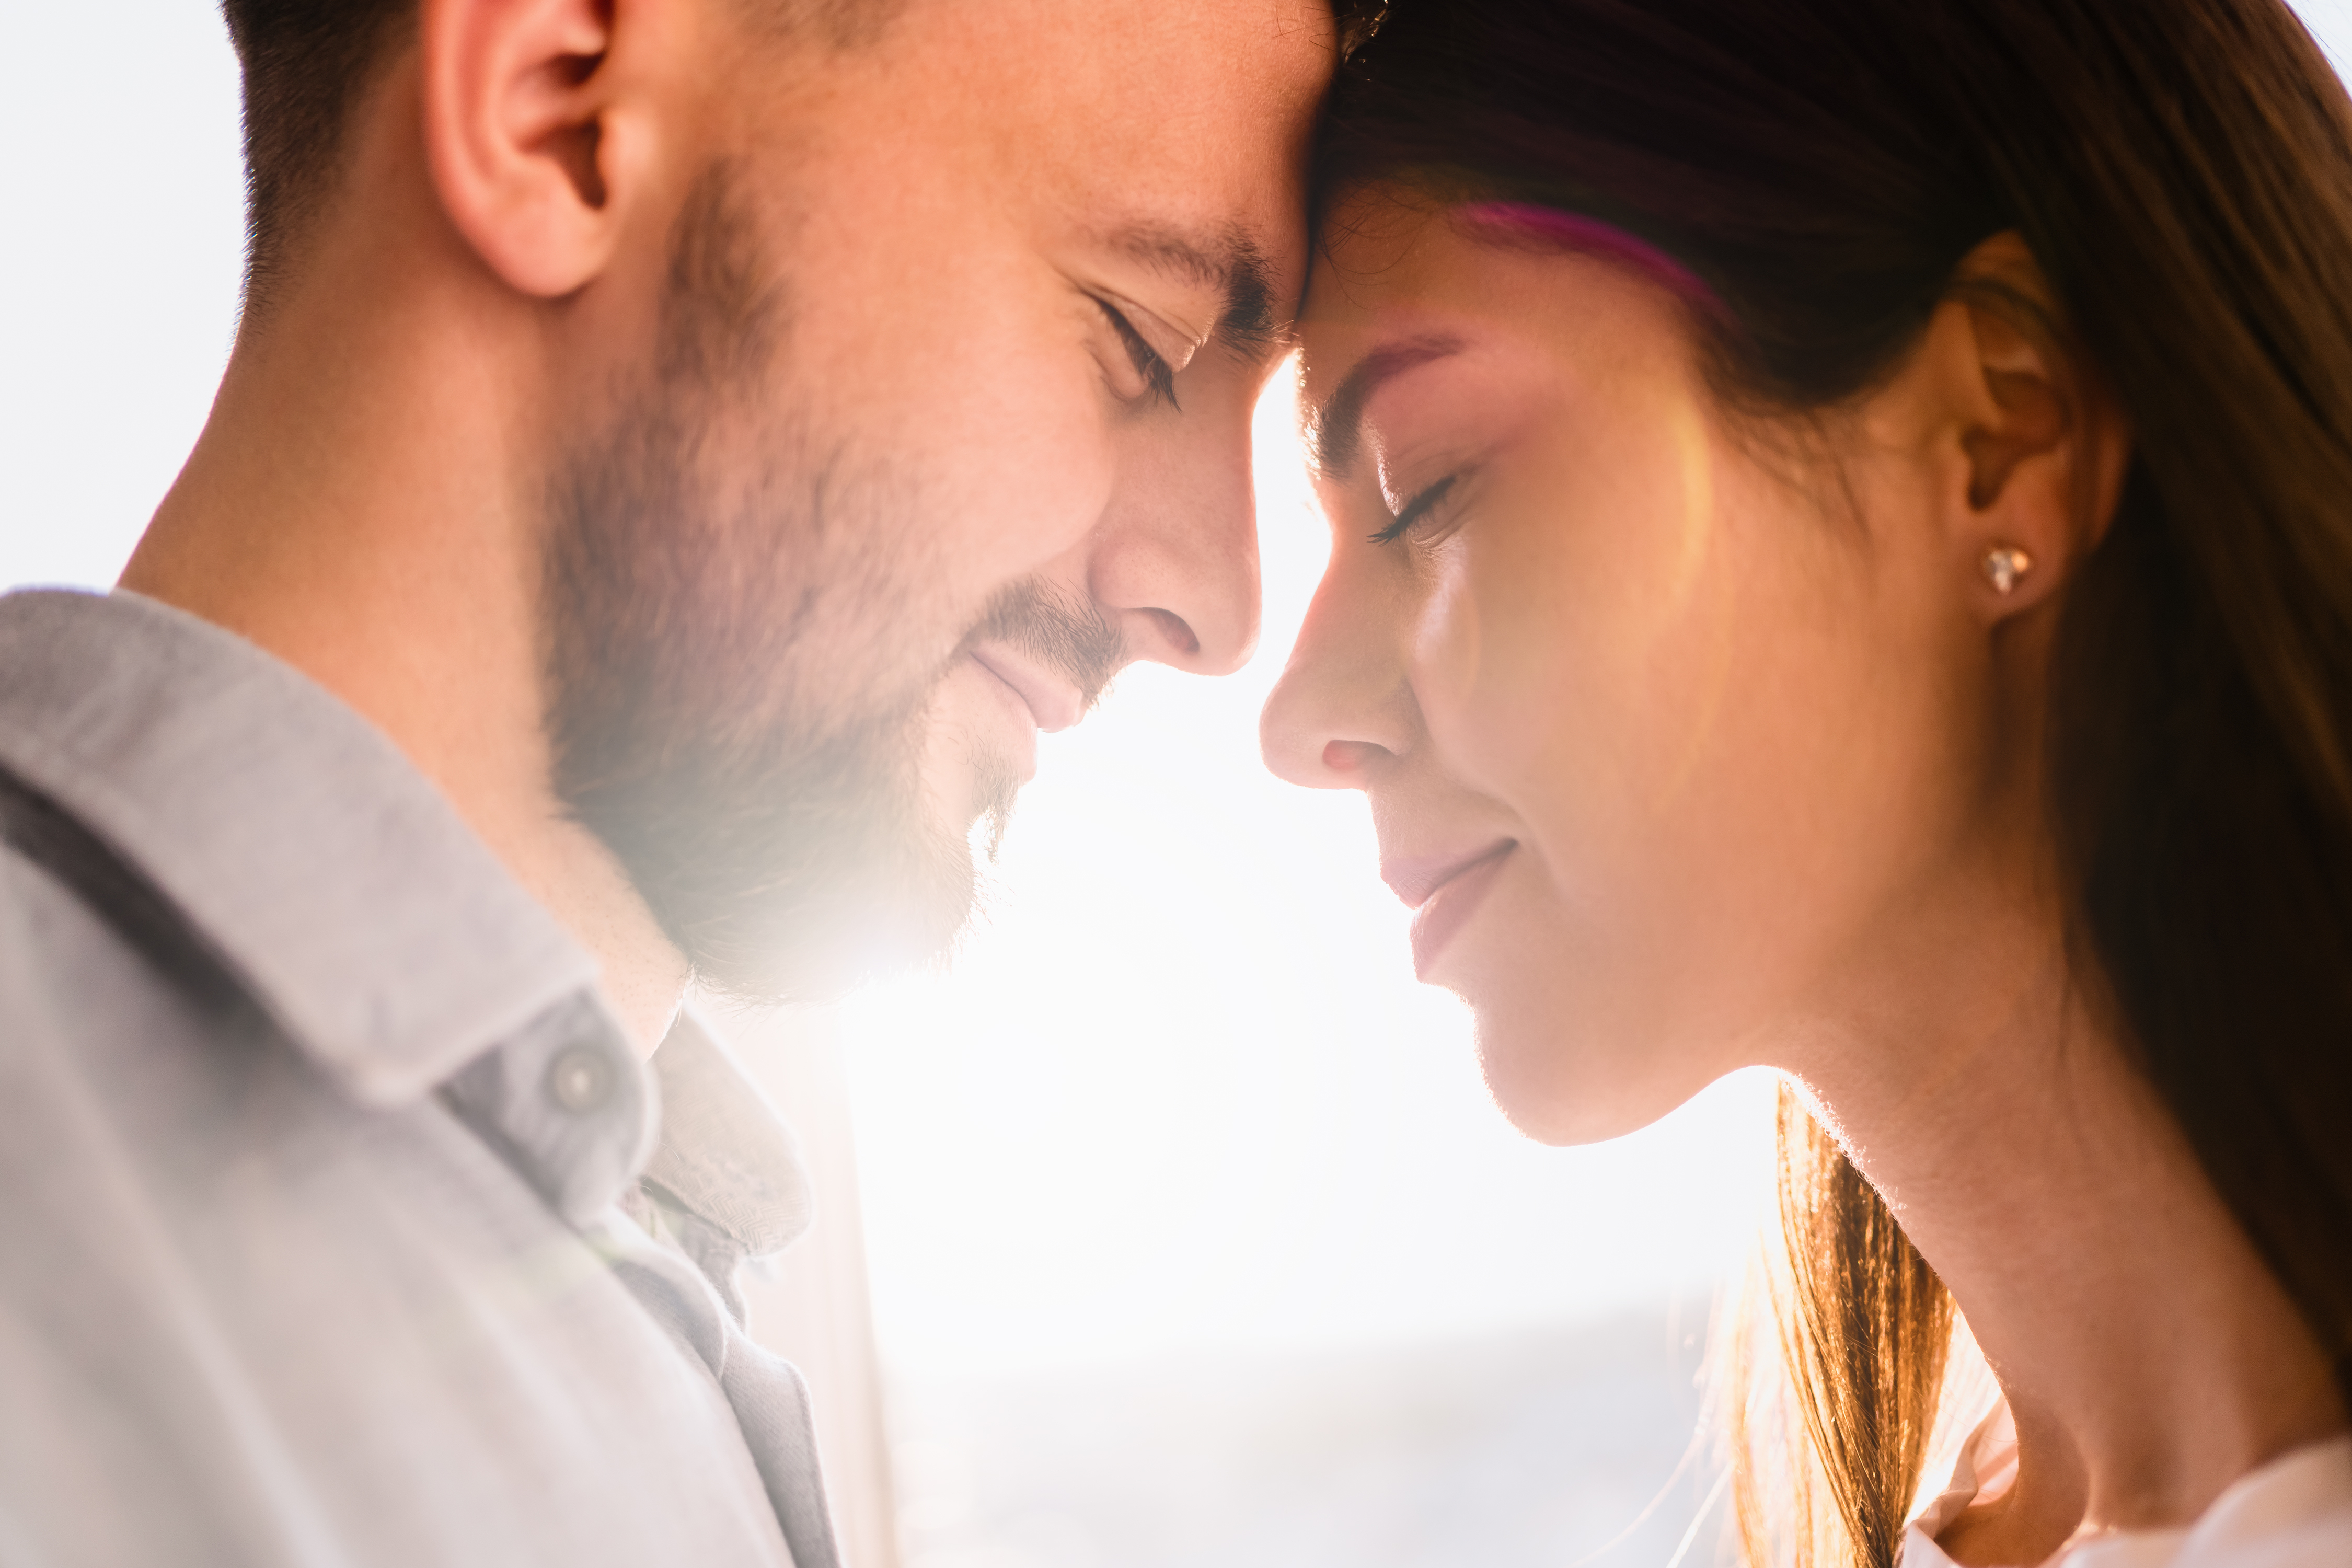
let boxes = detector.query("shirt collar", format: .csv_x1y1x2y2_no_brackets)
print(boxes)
1903,1391,2352,1568
1908,1396,2019,1550
642,1007,816,1261
0,587,606,1106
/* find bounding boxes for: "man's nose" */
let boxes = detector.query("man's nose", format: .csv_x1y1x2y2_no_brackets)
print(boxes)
1087,396,1263,678
1259,553,1411,790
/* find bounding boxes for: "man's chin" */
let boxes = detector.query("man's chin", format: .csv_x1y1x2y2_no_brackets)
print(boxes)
746,912,964,1004
964,772,1021,864
797,782,1020,995
691,846,981,1007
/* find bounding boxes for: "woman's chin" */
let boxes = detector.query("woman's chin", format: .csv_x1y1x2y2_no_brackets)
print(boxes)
1470,1002,1722,1147
1433,899,1743,1143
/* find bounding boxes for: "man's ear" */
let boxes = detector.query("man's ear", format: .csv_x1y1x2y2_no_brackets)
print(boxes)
420,0,661,298
1880,232,2131,619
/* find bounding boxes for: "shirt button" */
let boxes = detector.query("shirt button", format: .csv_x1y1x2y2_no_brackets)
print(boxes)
545,1043,616,1114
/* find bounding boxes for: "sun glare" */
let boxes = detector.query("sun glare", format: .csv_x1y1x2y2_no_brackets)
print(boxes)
837,363,1779,1380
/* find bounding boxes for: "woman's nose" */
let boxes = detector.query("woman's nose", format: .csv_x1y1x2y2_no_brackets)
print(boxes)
1259,565,1412,789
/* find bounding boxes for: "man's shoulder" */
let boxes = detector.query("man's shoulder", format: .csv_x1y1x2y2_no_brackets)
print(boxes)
0,833,805,1568
0,832,297,1167
0,835,182,1036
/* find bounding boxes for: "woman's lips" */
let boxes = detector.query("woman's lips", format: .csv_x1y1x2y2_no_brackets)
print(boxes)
1383,841,1516,979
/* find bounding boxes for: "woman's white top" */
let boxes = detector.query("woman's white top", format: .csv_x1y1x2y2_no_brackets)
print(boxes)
1900,1401,2352,1567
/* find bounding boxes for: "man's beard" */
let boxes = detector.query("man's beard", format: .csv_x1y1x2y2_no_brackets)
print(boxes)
539,162,1121,1006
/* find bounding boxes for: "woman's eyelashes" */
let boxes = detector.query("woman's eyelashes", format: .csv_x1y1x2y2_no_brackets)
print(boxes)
1093,298,1181,411
1370,473,1461,545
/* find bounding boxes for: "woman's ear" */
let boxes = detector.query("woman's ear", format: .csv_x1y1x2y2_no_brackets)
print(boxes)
1873,232,2132,620
420,0,665,298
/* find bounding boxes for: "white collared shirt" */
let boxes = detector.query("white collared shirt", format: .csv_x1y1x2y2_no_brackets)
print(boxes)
0,589,839,1567
1904,1399,2352,1567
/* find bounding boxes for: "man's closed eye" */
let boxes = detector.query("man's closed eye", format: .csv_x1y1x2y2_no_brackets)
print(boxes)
1095,298,1181,411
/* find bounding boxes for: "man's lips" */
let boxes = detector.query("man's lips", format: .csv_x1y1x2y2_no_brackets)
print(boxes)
1382,840,1517,979
970,645,1085,733
964,658,1041,784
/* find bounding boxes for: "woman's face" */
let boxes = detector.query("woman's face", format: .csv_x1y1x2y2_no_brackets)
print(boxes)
1262,197,2009,1144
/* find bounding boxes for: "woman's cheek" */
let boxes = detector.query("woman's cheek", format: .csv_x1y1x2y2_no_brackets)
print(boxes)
1411,529,1568,802
1425,448,1744,904
1410,539,1484,756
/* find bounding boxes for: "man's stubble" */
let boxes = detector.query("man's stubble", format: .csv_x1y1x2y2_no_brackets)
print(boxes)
540,161,1120,1005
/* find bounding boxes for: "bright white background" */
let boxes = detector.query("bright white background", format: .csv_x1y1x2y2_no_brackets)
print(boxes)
8,2,2352,1387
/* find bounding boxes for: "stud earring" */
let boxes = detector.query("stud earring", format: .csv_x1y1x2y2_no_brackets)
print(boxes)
1980,545,2033,595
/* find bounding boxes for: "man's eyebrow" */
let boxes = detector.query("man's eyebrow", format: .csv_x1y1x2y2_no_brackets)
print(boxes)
1306,336,1467,479
1108,225,1282,359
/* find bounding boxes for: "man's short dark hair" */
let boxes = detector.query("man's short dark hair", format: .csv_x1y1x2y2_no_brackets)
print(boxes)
220,0,1377,312
218,0,418,310
217,0,918,311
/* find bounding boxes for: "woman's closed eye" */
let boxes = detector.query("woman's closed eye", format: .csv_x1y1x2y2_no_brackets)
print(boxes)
1370,473,1461,545
1094,298,1181,411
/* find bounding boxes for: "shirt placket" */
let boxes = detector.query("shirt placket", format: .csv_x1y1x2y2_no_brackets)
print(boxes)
439,992,658,1227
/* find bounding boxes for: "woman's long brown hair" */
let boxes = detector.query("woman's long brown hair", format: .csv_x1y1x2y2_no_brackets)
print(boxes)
1317,2,2352,1562
1730,1093,1955,1568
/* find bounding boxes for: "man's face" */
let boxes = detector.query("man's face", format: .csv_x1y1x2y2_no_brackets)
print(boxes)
543,0,1331,1002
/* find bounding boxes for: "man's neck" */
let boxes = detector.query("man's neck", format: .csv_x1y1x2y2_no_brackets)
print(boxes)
122,214,689,1055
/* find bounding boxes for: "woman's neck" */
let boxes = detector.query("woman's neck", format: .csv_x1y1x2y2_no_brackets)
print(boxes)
1797,918,2345,1566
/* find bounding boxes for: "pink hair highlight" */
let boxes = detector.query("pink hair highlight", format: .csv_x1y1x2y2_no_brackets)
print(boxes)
1460,202,1735,328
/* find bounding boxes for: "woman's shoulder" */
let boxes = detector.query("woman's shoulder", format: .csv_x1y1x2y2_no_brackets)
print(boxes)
1904,1429,2352,1568
2160,1436,2352,1568
2062,1435,2352,1568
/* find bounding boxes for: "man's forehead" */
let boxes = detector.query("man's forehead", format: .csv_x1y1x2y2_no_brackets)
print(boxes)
925,0,1335,76
920,0,1332,205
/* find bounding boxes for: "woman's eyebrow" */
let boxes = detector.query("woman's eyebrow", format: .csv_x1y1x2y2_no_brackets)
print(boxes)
1306,335,1467,478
